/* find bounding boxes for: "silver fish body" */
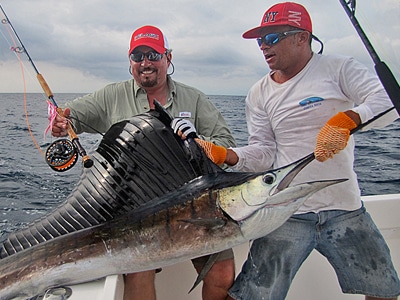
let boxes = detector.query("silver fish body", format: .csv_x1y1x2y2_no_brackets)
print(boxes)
0,164,343,299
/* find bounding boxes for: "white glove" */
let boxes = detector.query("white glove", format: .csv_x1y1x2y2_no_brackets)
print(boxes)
171,118,197,138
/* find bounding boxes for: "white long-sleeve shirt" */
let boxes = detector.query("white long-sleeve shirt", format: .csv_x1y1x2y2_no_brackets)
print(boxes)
232,53,397,213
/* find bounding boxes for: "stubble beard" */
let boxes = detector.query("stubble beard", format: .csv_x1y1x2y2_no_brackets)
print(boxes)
140,77,158,88
138,68,158,88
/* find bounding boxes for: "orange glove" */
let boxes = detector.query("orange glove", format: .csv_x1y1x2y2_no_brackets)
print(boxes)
314,112,357,162
195,138,227,165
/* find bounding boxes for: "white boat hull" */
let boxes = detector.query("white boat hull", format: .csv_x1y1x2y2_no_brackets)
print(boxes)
50,194,400,300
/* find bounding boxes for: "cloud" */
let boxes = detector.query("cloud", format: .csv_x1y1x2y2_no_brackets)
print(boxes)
0,0,399,95
0,60,110,93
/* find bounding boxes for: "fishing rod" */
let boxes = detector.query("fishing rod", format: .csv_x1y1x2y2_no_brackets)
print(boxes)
0,4,93,171
339,0,400,114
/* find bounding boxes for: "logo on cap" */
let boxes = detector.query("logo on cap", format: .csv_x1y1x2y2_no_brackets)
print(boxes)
287,10,302,27
134,33,160,42
264,11,279,23
263,10,303,27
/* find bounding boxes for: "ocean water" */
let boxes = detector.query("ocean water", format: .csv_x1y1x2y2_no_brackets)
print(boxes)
0,93,399,238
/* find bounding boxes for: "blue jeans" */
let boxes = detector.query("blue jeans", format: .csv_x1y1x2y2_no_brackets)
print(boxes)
229,205,400,300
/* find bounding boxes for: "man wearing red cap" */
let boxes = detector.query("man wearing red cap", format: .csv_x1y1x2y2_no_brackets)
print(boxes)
51,25,236,300
195,2,400,300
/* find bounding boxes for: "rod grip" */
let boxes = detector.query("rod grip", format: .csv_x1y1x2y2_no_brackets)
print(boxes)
37,73,53,98
375,62,400,114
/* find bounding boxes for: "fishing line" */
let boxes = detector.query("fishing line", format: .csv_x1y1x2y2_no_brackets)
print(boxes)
1,16,45,156
0,4,93,171
68,115,104,137
340,0,400,115
354,0,399,74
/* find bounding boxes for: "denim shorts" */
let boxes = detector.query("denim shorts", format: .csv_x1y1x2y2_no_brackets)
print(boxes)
228,205,400,300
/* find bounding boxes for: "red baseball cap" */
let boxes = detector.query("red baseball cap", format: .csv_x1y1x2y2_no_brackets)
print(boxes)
243,2,312,39
128,25,170,55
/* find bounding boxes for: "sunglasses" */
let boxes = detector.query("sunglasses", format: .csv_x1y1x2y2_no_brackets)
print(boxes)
130,50,164,62
257,30,304,47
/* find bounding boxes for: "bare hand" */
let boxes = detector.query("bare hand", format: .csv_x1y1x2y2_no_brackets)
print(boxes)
51,107,71,137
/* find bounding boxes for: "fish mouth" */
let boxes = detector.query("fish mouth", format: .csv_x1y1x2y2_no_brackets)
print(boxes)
267,152,348,200
270,153,316,195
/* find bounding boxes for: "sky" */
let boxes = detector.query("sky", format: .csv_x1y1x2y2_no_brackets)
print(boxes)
0,0,399,96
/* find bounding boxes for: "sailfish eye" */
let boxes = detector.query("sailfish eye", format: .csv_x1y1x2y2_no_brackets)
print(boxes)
262,173,276,185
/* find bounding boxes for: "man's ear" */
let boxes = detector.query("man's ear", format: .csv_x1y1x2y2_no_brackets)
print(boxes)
299,31,310,43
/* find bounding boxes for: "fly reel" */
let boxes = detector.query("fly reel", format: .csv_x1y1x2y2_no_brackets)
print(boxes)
45,139,78,172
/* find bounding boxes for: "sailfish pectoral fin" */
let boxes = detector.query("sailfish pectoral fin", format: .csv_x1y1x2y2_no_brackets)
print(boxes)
177,218,226,293
178,219,226,230
188,252,221,293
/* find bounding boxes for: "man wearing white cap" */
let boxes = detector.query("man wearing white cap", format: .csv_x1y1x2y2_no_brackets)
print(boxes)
194,2,400,300
51,25,236,300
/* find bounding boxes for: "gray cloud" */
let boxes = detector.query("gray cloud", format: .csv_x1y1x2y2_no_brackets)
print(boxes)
0,0,399,95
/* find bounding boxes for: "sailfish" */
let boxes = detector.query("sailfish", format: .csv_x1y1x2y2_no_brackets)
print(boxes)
0,103,344,299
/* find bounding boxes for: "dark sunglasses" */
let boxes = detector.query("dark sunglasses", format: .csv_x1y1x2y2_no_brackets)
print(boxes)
130,50,164,62
257,30,304,47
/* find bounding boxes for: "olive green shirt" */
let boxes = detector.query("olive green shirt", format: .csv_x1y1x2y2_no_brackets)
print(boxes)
64,76,235,148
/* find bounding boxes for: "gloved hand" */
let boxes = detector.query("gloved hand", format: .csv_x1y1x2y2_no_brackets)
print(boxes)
195,138,227,165
314,112,357,162
171,118,198,138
